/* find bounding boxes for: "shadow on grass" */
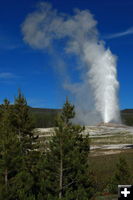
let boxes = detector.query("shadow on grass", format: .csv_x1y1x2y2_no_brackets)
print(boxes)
125,144,133,149
93,194,117,200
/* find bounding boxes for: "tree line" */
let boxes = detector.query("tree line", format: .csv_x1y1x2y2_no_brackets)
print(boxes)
0,91,95,200
30,110,133,128
0,90,131,199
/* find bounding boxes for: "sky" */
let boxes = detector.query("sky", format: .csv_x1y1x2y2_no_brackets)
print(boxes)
0,0,133,109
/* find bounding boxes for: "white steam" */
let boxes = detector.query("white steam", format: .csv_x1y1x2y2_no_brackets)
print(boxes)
22,2,121,124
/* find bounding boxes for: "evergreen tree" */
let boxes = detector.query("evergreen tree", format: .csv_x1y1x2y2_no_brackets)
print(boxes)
0,99,21,199
13,89,36,154
38,99,94,200
12,90,40,199
0,93,40,200
108,156,131,194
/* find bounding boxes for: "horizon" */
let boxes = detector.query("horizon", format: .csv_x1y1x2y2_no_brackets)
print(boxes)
0,0,133,112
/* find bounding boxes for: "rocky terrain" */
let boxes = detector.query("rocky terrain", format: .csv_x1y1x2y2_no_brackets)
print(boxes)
35,123,133,156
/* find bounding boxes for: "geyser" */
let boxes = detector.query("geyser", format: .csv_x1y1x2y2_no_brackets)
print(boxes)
22,2,121,124
83,44,120,123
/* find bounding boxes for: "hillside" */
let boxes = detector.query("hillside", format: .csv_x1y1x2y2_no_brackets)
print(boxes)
30,107,61,115
121,109,133,113
35,122,133,155
29,107,61,128
121,109,133,126
30,107,133,128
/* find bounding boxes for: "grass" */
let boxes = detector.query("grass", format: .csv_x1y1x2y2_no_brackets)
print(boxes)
36,127,133,197
89,149,133,192
90,132,133,145
93,195,117,200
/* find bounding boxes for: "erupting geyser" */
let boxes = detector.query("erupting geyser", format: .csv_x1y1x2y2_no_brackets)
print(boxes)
22,2,121,124
83,44,120,123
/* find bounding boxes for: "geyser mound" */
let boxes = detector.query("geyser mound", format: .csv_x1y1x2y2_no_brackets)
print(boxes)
97,122,126,128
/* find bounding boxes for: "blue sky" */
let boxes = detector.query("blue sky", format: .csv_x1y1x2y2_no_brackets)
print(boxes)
0,0,133,109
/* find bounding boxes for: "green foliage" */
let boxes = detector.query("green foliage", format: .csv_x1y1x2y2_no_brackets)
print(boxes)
60,97,75,124
13,89,37,153
108,156,131,194
122,114,133,126
0,92,96,199
38,99,94,199
12,90,39,199
34,112,57,128
0,91,39,200
0,99,22,199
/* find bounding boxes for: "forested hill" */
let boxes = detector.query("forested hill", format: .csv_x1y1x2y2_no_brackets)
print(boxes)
29,107,61,128
121,109,133,126
29,107,133,127
121,109,133,113
30,107,61,114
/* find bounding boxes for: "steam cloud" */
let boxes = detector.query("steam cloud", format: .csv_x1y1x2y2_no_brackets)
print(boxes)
22,2,121,124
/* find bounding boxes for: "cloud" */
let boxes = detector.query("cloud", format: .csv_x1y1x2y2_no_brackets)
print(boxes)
0,72,16,79
105,27,133,39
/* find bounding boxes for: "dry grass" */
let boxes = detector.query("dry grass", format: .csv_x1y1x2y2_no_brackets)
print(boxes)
89,149,133,192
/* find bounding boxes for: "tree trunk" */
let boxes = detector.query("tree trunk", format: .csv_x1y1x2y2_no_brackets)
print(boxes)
19,129,21,142
59,140,63,199
5,168,8,191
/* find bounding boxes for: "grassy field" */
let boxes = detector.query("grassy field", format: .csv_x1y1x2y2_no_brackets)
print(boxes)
91,133,133,145
88,129,133,199
90,132,133,145
36,127,133,199
93,195,117,200
89,149,133,193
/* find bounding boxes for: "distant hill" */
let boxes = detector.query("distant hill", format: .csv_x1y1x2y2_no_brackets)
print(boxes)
121,109,133,126
29,107,61,128
121,109,133,114
29,107,133,128
29,107,61,114
30,107,133,115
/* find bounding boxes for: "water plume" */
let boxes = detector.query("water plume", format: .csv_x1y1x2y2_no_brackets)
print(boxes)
22,2,121,124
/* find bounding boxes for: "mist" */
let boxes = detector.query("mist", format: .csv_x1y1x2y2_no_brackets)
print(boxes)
22,2,121,125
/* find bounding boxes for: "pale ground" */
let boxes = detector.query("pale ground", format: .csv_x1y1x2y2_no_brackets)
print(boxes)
34,123,133,156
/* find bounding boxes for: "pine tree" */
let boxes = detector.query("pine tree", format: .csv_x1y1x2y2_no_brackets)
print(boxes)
38,99,94,200
12,89,36,154
108,156,131,194
0,99,21,199
12,90,40,199
0,93,40,200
